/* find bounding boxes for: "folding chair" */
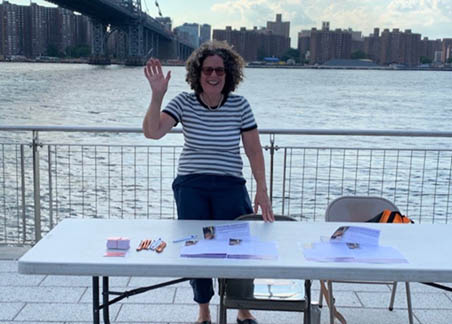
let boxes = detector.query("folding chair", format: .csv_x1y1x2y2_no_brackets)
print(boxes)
320,196,413,324
218,214,320,324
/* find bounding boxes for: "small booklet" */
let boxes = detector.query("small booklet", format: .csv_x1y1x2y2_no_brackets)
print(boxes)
330,226,380,246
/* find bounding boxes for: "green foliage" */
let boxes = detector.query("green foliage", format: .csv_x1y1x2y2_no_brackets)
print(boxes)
420,56,432,64
351,50,367,60
46,44,61,57
65,45,91,58
281,48,300,63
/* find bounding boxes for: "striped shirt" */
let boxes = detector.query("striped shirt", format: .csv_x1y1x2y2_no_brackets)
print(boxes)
163,92,257,177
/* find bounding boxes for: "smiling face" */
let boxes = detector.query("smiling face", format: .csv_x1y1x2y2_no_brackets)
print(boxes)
200,55,226,98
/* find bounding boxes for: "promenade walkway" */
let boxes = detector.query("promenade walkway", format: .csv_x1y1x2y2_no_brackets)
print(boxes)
1,247,451,324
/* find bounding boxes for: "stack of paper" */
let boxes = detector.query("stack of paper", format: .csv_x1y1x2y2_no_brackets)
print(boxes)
303,226,407,264
180,222,278,260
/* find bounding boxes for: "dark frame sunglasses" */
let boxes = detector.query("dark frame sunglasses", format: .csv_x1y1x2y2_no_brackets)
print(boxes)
201,67,226,76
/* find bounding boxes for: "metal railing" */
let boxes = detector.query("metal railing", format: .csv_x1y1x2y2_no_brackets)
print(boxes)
1,126,451,245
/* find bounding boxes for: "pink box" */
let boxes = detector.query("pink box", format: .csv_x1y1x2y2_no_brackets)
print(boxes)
106,237,130,250
117,237,130,250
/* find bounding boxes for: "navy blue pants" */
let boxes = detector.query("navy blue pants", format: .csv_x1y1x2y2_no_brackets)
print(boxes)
172,174,254,304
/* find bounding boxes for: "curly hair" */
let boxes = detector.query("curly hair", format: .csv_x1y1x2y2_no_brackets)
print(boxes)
185,40,245,95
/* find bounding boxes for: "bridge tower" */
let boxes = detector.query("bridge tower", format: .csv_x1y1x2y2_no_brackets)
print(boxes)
89,21,111,65
120,0,146,65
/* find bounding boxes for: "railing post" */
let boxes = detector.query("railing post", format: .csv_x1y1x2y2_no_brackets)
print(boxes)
48,146,53,230
32,131,42,242
267,134,278,203
20,145,26,244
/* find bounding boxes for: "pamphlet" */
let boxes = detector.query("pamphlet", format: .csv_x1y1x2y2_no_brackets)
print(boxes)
180,222,278,259
180,237,278,260
303,226,407,264
330,226,380,246
202,222,251,240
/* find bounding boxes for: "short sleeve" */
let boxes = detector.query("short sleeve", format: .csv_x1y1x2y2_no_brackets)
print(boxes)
240,97,258,132
162,92,187,126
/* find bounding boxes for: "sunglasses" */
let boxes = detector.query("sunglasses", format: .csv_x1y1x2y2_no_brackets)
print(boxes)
201,66,226,76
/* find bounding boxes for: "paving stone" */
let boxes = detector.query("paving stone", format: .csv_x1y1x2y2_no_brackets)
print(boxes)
0,260,18,272
226,309,303,324
0,302,24,321
117,303,210,322
324,307,420,324
79,286,175,304
0,322,65,324
394,282,452,293
0,272,45,286
0,322,63,324
40,275,129,287
357,291,452,309
0,286,85,303
327,281,391,292
321,290,362,307
128,276,191,288
174,286,220,305
0,247,30,260
70,323,154,324
15,303,119,322
414,309,452,324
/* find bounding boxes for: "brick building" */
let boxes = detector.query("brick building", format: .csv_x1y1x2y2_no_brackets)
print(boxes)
297,29,311,60
266,14,289,38
0,1,91,58
442,39,452,63
199,24,211,44
309,24,351,65
419,37,442,62
363,28,381,63
213,26,290,62
379,29,421,67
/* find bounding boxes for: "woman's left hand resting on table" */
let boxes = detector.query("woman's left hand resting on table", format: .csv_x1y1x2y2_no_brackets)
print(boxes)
254,186,274,222
242,128,274,222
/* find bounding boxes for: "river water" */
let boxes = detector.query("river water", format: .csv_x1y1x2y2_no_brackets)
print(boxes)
1,62,451,146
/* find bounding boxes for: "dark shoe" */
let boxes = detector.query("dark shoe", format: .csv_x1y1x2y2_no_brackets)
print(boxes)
195,321,211,324
237,319,258,324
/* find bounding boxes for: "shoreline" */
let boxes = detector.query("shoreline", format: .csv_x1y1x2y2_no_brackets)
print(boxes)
1,59,451,71
244,64,452,71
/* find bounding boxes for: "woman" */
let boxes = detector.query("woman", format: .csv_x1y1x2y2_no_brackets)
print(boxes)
143,40,274,324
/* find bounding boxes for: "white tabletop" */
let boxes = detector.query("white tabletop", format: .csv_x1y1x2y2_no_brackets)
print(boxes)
18,219,452,282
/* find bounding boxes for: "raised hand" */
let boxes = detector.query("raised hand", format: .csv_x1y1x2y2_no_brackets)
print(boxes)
144,58,171,98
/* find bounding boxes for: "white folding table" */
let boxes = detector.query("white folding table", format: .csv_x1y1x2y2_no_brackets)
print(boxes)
18,219,452,324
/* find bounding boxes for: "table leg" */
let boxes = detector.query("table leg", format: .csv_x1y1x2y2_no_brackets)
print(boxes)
103,276,111,324
304,280,311,324
92,277,100,324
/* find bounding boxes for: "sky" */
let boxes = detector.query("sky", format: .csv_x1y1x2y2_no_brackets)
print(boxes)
3,0,452,47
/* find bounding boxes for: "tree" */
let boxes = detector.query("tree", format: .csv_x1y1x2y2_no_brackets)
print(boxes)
420,56,432,64
281,48,301,63
351,50,367,60
66,45,91,58
46,44,61,57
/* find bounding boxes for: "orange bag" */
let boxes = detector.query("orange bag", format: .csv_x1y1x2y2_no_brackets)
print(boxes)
368,209,414,224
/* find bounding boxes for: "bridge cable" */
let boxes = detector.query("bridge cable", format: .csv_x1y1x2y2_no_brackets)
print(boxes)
154,0,163,17
142,0,150,14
